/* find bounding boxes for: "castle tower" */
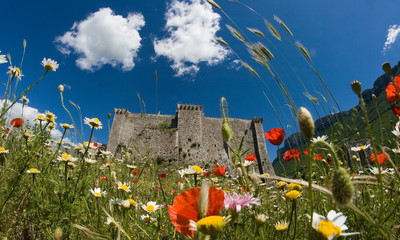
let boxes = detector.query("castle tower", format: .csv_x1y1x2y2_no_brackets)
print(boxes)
176,104,205,165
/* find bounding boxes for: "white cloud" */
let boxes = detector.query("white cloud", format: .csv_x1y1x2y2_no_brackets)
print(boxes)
228,59,242,70
382,24,400,55
0,100,74,144
153,0,229,76
56,8,145,71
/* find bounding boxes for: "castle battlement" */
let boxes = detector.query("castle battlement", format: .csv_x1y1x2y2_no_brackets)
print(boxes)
177,104,204,111
107,104,275,176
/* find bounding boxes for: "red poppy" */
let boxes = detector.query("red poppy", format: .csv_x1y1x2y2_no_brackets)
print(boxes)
314,154,323,161
93,182,98,187
213,165,227,176
132,179,137,183
132,169,140,175
265,128,285,146
168,186,224,238
100,177,107,181
159,173,167,178
385,76,400,102
283,149,300,162
245,153,257,161
370,152,389,164
170,189,176,194
392,106,400,116
303,150,322,160
303,149,309,156
10,118,23,128
203,170,211,177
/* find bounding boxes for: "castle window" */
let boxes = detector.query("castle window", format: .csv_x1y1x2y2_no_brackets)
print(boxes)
188,138,192,142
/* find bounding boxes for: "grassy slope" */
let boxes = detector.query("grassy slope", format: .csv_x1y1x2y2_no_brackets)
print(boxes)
272,73,399,177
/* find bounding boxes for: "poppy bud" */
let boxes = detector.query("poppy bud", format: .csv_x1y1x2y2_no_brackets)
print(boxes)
382,62,392,76
54,227,63,240
350,80,362,96
124,152,131,162
108,113,111,118
331,167,354,206
58,85,64,92
221,122,232,142
298,107,314,139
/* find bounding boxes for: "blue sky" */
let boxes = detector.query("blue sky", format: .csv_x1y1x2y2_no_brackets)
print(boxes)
1,0,399,160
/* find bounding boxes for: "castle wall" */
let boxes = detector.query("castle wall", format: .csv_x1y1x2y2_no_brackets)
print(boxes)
107,105,275,175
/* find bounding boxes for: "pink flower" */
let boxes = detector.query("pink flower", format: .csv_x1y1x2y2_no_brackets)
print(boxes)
224,192,261,213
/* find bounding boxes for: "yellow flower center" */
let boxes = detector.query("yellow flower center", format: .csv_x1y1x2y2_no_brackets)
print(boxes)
44,64,54,71
94,192,101,197
286,183,302,191
146,205,155,212
191,165,203,174
62,154,71,160
317,220,342,239
277,181,287,188
119,184,128,191
197,216,224,236
14,67,21,75
285,190,301,201
275,223,288,231
0,147,6,151
28,168,39,173
127,199,136,206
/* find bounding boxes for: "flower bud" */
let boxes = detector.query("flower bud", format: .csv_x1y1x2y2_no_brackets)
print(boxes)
350,80,362,95
371,94,376,101
382,62,392,76
297,107,314,139
58,85,64,92
108,113,111,118
221,122,232,142
331,167,354,206
54,227,63,240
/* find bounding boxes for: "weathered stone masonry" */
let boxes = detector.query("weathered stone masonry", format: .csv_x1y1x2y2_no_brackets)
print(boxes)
107,104,275,176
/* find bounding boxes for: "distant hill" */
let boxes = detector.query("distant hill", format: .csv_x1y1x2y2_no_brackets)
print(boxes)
272,61,400,177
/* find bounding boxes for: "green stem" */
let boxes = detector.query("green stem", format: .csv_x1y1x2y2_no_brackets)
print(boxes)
358,94,384,224
1,70,48,118
306,139,314,240
60,91,83,143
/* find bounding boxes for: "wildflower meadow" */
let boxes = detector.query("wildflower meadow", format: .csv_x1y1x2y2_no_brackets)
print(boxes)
1,0,400,239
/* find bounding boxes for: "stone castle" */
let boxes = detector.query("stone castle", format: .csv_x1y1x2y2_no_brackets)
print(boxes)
107,104,275,176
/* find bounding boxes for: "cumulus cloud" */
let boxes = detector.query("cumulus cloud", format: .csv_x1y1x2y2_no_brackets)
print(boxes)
1,100,74,144
382,24,400,55
56,8,145,71
153,0,229,76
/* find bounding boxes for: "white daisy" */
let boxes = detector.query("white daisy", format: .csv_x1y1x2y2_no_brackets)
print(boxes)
311,135,328,143
116,182,131,192
26,168,40,174
41,58,59,71
0,147,9,154
7,66,23,80
90,188,106,198
22,96,29,104
141,214,155,223
178,166,203,177
369,167,389,176
351,144,370,152
142,201,160,213
121,199,137,209
57,153,77,162
84,117,103,129
60,123,73,130
312,210,359,240
104,217,118,227
85,158,97,164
